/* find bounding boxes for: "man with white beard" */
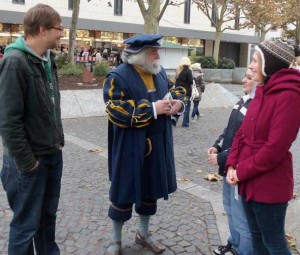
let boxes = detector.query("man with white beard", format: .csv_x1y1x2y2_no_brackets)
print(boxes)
103,34,185,255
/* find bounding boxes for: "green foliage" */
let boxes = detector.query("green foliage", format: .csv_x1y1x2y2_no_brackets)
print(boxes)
55,54,69,69
195,56,218,69
200,56,218,68
218,58,236,69
58,63,83,76
93,61,110,77
189,55,200,64
190,56,235,69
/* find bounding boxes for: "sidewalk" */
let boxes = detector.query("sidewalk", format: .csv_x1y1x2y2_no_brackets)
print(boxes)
0,113,223,255
59,83,240,119
0,84,299,254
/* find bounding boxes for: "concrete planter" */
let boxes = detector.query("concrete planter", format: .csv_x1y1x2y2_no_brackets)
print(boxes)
202,67,247,84
166,67,247,84
233,67,247,84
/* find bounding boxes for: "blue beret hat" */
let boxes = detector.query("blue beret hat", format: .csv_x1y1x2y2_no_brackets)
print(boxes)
123,34,163,53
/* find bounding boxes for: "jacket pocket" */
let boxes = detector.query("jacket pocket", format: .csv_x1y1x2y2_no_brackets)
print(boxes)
19,163,40,191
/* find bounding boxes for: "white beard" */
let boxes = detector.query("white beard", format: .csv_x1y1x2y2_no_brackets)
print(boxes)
142,59,161,75
125,49,161,75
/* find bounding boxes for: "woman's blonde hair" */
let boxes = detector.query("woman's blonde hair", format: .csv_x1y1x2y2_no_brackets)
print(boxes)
176,56,191,76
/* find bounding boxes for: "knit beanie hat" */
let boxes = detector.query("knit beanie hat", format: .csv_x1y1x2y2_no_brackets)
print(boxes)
255,39,295,77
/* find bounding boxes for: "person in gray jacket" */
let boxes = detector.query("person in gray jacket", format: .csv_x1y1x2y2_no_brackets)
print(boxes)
0,4,64,255
191,63,205,121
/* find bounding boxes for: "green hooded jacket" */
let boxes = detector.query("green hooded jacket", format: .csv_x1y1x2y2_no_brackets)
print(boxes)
0,36,64,172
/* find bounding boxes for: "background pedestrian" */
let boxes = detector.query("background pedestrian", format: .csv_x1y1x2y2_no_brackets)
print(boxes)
191,62,205,122
173,56,193,127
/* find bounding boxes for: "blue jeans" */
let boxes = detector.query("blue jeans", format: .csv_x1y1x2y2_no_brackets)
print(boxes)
191,101,200,119
223,178,252,255
1,150,63,255
242,196,291,255
182,98,191,127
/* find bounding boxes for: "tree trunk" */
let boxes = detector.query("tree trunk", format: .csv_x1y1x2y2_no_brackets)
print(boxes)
296,0,300,45
142,1,160,34
68,0,80,64
136,0,170,34
213,29,222,65
296,20,300,45
260,29,266,42
144,15,159,34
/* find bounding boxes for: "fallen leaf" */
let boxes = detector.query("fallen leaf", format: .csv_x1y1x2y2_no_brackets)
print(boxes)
287,239,296,248
286,233,293,240
195,169,202,173
89,147,104,153
177,177,191,183
285,233,297,248
204,173,221,182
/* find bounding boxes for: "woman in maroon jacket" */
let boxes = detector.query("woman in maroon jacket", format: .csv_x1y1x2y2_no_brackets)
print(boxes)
226,39,300,255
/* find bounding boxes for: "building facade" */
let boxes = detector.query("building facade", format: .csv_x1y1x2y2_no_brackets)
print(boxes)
0,0,260,67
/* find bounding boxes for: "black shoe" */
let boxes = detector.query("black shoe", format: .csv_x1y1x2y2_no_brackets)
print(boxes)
171,119,177,126
213,242,238,255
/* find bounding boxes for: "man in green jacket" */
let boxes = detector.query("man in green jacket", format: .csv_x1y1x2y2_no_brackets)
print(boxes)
0,4,64,255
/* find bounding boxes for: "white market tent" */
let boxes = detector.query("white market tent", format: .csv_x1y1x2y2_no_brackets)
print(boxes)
159,41,190,77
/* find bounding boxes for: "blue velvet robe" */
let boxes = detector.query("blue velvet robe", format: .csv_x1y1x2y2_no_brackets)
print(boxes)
103,63,184,207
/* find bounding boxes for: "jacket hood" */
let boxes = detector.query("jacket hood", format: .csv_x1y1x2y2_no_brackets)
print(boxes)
5,36,50,62
192,68,203,79
264,69,300,96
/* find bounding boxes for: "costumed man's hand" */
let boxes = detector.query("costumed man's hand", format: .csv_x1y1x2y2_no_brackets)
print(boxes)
168,100,183,115
155,100,174,115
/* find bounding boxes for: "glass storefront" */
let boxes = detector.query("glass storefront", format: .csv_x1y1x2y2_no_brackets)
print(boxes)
0,23,24,45
58,29,126,50
0,22,204,56
165,36,204,56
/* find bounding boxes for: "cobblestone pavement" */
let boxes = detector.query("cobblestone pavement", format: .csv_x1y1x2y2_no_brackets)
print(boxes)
0,84,300,254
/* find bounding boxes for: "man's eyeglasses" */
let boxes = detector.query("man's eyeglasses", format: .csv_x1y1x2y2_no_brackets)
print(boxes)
50,27,64,32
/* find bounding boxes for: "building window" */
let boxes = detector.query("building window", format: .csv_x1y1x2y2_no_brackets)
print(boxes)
184,0,191,24
68,0,73,10
12,0,25,3
114,0,123,16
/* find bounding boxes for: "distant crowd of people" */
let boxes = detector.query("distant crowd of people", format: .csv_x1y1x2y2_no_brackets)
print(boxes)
53,45,123,67
0,45,6,59
293,58,300,70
